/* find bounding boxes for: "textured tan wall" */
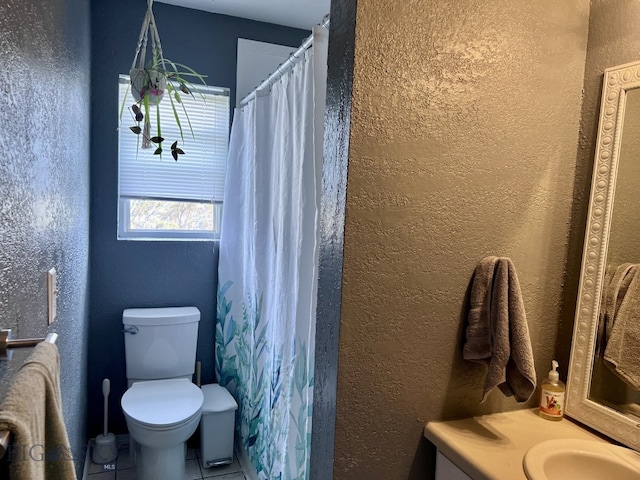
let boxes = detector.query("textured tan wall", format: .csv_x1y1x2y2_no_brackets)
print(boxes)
335,1,590,478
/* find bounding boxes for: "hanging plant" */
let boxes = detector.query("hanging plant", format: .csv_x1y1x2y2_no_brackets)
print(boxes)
119,0,207,161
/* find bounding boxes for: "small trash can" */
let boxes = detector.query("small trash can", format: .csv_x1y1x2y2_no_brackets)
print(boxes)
200,383,238,469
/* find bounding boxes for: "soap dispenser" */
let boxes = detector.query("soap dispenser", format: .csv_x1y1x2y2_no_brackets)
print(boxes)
539,360,565,421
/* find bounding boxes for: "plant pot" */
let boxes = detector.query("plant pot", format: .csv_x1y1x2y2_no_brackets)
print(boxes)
130,68,166,105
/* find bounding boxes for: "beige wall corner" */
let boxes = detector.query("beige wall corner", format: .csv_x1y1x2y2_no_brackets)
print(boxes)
334,1,591,478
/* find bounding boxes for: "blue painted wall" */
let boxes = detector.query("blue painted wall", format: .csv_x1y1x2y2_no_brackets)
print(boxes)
89,0,308,436
0,0,91,476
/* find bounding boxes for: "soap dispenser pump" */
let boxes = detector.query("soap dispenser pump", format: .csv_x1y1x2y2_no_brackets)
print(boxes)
539,360,565,421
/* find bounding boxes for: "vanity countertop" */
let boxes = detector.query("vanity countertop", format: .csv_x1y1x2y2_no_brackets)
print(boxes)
424,408,608,480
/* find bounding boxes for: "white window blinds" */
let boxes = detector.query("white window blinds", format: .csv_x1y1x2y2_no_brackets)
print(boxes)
118,75,230,204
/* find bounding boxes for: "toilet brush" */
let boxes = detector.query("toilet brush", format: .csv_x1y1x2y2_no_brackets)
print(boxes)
92,378,118,464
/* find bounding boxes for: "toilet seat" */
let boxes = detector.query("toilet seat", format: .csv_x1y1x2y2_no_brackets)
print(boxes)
122,378,203,429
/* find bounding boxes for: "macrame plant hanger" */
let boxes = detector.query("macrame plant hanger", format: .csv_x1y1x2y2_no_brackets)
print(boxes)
131,0,166,149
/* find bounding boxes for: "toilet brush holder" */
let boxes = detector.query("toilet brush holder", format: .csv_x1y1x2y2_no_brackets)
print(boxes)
93,432,117,464
92,378,118,464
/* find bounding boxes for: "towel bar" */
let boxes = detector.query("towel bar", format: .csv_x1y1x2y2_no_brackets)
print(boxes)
0,329,58,360
0,330,58,459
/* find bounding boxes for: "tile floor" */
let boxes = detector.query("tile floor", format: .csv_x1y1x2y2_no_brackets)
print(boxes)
86,443,246,480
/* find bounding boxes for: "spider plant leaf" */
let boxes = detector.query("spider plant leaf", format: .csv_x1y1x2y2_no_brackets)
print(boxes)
167,92,184,141
118,83,131,122
174,148,184,155
130,126,142,134
171,141,178,150
156,103,161,140
171,149,178,161
143,94,151,126
174,91,182,103
178,99,195,139
180,78,206,102
141,95,152,150
166,61,208,82
150,136,164,144
171,78,198,101
154,147,162,155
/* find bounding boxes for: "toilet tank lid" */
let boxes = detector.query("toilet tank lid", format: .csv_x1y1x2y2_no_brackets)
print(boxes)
122,306,200,326
201,384,238,413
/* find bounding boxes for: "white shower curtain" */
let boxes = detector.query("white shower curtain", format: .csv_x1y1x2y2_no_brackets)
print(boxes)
216,26,328,480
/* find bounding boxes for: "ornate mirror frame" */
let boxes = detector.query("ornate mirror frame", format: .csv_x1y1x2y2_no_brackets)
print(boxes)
566,60,640,451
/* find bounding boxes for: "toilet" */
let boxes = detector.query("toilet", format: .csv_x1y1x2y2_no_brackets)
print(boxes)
120,306,204,480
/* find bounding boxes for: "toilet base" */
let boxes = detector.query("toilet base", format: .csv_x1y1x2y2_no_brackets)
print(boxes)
134,440,187,480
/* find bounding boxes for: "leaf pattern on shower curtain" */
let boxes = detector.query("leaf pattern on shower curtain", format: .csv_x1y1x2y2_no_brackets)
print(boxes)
216,281,314,480
290,340,314,479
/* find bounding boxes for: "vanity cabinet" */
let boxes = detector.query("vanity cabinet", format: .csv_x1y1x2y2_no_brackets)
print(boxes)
424,408,607,480
435,451,472,480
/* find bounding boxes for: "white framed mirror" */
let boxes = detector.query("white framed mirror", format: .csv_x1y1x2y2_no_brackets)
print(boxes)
567,60,640,451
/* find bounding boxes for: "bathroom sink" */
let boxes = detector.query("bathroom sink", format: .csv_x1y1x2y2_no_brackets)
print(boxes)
523,439,640,480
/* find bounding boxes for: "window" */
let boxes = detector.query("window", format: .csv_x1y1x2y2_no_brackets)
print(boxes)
117,75,230,240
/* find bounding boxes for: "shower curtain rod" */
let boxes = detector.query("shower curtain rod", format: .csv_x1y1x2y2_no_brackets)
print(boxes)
239,15,330,107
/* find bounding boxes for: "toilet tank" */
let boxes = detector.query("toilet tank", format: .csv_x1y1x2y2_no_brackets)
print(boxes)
123,306,200,382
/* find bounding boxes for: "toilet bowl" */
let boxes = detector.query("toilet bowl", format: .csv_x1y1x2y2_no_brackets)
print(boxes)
121,306,202,480
122,378,203,480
